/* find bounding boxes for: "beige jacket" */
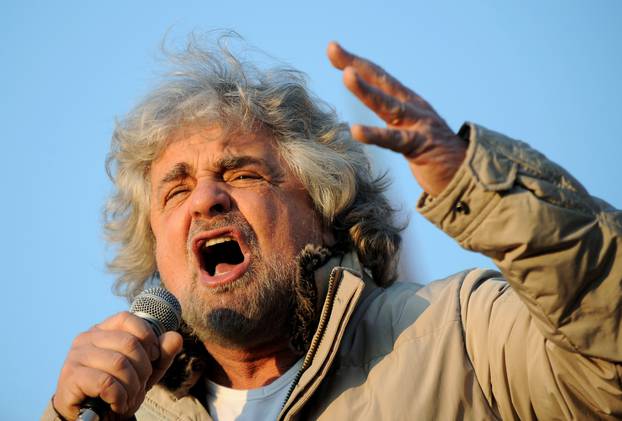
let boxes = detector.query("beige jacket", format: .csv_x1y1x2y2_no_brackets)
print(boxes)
43,124,622,420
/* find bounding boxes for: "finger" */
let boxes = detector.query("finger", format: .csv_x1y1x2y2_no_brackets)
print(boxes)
351,125,430,158
55,365,129,417
147,331,183,390
76,330,154,383
92,312,160,361
326,41,352,70
74,346,144,402
327,41,413,101
343,67,416,126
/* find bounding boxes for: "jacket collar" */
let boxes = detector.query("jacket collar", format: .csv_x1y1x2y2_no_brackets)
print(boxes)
279,256,368,419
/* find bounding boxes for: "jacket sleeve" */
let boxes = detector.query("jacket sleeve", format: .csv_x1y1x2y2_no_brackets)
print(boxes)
418,123,622,419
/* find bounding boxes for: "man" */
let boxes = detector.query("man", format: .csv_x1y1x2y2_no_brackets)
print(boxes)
45,37,622,420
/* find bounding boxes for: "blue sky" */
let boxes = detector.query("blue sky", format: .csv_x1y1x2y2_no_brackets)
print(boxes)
1,1,621,419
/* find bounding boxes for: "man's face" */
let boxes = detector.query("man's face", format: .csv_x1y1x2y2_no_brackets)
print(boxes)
149,126,327,347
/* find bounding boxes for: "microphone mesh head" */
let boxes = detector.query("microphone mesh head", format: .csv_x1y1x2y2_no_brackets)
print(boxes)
130,287,182,333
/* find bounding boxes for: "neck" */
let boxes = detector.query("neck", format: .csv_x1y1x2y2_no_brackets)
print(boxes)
204,339,300,389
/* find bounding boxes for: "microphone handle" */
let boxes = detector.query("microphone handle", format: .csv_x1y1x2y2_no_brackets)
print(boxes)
77,397,108,421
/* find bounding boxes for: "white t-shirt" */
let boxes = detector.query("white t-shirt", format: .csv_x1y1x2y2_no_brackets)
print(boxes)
206,359,303,421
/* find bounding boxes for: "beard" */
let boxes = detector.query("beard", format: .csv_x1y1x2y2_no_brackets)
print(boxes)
178,214,299,349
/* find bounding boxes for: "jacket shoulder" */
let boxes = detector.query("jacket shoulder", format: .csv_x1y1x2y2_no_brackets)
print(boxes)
339,268,502,366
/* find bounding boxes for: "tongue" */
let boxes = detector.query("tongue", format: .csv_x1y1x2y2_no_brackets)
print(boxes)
213,262,240,276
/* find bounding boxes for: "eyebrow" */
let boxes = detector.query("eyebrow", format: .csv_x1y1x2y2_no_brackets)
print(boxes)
217,155,271,171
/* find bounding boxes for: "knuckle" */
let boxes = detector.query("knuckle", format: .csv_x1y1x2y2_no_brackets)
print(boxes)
99,383,127,414
120,334,142,354
97,372,117,393
59,361,77,380
110,351,131,372
71,331,90,347
404,130,417,142
119,311,153,341
391,129,404,141
65,346,86,367
117,310,133,325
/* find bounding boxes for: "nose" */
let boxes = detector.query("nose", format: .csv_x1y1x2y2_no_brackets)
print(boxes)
189,179,231,219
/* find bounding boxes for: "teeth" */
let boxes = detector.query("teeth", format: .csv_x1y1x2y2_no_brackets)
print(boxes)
203,236,234,248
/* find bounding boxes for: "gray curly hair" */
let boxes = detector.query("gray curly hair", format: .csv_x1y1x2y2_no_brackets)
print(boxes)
105,33,402,301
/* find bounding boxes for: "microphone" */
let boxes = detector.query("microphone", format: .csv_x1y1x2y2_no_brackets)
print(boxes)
77,287,182,421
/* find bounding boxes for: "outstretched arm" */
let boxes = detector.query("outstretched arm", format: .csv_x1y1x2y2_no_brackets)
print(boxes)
328,42,622,419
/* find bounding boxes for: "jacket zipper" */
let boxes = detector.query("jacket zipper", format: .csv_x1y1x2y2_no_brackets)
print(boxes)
280,268,341,416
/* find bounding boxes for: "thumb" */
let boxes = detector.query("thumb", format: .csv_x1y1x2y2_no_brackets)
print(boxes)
146,331,183,389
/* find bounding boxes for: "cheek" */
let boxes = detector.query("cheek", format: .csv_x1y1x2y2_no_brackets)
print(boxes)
274,197,325,252
151,207,192,285
155,241,188,297
291,209,324,246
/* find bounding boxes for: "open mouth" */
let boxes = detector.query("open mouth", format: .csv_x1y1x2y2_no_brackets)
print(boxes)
198,236,246,276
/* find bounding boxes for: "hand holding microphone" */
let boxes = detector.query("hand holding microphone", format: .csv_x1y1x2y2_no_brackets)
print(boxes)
52,288,184,420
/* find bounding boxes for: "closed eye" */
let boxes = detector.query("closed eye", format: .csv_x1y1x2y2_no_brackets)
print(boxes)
165,186,190,202
226,172,264,183
233,174,260,180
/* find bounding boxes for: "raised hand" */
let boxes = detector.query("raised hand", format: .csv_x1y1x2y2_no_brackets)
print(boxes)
327,42,467,196
52,312,183,420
